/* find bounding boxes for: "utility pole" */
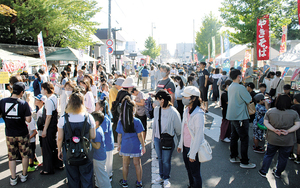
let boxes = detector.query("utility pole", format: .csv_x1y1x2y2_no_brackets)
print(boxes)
192,19,195,62
108,0,112,70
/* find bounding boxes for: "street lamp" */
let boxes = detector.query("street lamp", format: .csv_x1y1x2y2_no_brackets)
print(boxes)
114,50,124,72
129,53,137,73
112,27,122,71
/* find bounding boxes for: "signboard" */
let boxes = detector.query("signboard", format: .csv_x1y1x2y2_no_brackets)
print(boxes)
106,39,113,46
256,15,270,60
107,47,113,54
0,72,9,84
2,60,28,73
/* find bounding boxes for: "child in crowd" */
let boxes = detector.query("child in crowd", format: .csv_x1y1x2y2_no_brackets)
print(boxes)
100,83,109,101
291,94,300,163
258,83,267,95
107,74,114,89
95,99,114,181
220,80,232,142
26,116,38,172
253,93,269,153
91,111,111,188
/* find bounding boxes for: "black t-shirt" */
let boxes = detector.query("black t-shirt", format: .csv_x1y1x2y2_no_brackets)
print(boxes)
0,98,31,136
197,69,209,88
221,91,228,119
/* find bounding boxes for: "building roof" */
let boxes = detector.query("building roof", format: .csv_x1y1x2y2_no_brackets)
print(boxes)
94,28,126,42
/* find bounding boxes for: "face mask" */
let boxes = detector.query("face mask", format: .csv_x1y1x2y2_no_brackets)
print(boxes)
10,84,13,88
161,72,167,78
239,76,243,83
182,98,191,106
41,90,45,95
66,91,72,96
154,100,160,106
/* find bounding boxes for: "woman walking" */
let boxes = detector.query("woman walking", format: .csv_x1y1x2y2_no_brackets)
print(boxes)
79,80,95,113
150,66,156,90
33,72,42,97
58,71,69,114
84,74,97,101
152,89,181,188
177,86,204,188
116,96,145,188
175,76,185,119
57,91,96,187
258,94,300,178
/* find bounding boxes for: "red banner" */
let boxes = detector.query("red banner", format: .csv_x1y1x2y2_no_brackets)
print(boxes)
242,49,251,78
298,0,300,28
279,25,287,54
256,15,269,60
194,54,198,63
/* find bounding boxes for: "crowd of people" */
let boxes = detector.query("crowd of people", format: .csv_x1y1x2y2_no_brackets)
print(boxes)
1,60,300,188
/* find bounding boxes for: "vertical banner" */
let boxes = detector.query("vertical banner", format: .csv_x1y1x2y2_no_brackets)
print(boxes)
224,34,230,58
279,25,287,54
298,0,300,28
242,49,251,78
37,32,48,74
281,67,290,78
211,36,215,58
291,68,300,81
257,15,270,60
194,54,198,63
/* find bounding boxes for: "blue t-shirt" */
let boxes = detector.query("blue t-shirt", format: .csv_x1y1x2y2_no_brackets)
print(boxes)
101,114,114,151
263,65,270,73
141,69,149,77
93,126,106,161
100,92,108,100
116,118,144,154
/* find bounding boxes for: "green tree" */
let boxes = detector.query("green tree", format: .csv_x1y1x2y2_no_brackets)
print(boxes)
195,12,222,57
220,0,291,67
142,36,161,60
0,0,101,48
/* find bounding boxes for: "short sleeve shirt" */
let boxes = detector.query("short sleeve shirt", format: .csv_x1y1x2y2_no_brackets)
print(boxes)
0,98,31,136
27,118,36,142
141,69,149,77
93,126,106,161
45,95,57,116
101,114,114,151
116,118,144,154
264,108,300,146
135,91,146,116
57,113,96,129
197,69,209,88
156,78,176,94
263,65,270,73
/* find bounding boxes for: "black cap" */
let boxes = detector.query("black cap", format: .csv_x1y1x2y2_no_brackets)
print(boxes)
12,82,25,95
246,82,255,89
155,89,171,101
254,93,265,102
283,84,291,90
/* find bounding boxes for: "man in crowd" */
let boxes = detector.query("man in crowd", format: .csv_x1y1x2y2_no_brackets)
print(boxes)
197,62,210,112
227,69,256,169
207,62,213,73
154,64,162,87
244,62,254,83
76,69,84,85
155,64,176,104
0,82,32,185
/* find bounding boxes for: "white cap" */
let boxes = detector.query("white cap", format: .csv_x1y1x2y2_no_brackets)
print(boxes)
122,77,136,88
181,86,200,97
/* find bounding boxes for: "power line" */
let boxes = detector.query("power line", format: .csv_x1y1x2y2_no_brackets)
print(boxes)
113,0,126,17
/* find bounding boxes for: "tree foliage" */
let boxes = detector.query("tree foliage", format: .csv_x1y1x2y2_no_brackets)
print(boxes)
220,0,292,65
0,0,101,48
142,36,161,60
195,12,222,57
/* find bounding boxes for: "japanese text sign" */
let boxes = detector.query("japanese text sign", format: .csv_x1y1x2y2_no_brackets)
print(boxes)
256,15,270,60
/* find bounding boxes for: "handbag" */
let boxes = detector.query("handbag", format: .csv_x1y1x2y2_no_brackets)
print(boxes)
247,102,256,115
158,107,174,150
269,79,281,97
187,121,212,162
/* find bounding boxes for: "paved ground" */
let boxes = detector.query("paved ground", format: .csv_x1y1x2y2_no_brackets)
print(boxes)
0,78,299,188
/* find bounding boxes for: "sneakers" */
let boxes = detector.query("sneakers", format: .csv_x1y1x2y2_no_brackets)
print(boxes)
222,138,231,143
152,177,163,184
119,179,128,188
163,179,171,188
27,166,36,172
258,170,266,178
253,147,265,154
295,157,300,164
20,174,28,183
289,153,296,160
230,157,241,163
33,161,39,166
136,181,143,188
10,176,18,186
272,169,281,179
240,163,256,169
109,176,113,182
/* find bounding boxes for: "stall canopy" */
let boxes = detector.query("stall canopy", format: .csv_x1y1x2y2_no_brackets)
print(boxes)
46,47,98,61
0,49,43,66
215,44,279,62
270,43,300,68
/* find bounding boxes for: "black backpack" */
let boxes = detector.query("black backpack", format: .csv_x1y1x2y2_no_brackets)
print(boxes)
64,113,91,166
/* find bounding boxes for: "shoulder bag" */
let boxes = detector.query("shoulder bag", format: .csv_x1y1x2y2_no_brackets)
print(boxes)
247,102,256,115
269,79,281,97
158,107,174,150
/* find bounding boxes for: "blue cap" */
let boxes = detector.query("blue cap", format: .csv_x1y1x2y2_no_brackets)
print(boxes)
34,94,47,102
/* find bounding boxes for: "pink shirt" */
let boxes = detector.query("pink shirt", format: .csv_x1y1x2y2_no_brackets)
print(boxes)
183,108,192,147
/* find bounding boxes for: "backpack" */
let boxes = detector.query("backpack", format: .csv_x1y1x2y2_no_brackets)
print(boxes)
145,96,154,119
64,113,91,166
220,77,228,87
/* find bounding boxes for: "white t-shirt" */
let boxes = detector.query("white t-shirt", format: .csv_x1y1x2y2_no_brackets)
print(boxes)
91,85,97,100
154,107,171,138
40,74,48,83
27,117,36,142
37,106,44,136
57,113,95,129
175,85,185,99
84,91,95,113
45,94,57,116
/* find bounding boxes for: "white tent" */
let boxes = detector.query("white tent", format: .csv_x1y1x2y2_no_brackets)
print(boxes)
216,44,280,62
270,43,300,68
0,49,43,66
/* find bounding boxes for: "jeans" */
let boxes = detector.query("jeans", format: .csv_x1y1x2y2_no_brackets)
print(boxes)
154,137,174,180
151,76,155,90
183,146,202,188
230,120,250,164
260,143,292,175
